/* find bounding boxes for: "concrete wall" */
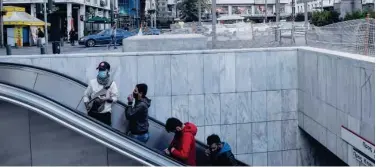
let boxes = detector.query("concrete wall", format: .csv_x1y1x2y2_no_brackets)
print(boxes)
0,101,142,166
0,46,373,166
0,47,299,166
297,47,375,166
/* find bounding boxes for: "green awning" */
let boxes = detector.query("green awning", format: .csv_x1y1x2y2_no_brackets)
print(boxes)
85,16,113,23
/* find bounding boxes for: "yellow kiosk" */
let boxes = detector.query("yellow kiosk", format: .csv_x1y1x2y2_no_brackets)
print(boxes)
2,6,49,47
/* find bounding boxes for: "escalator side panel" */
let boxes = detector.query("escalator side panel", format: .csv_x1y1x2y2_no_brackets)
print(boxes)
0,101,31,166
33,73,84,110
0,101,145,166
0,68,37,90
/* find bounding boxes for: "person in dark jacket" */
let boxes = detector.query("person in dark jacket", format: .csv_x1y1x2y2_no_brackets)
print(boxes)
206,134,238,166
125,83,150,143
164,117,197,166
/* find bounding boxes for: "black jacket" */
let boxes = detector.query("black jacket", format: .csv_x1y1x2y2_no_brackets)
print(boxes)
125,97,150,134
209,142,238,166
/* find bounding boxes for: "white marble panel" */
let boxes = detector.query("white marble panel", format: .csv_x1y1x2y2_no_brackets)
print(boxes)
195,126,205,143
203,53,221,93
205,125,221,139
188,95,205,126
220,93,237,124
154,96,171,123
347,115,360,134
31,58,51,69
326,129,337,155
236,123,252,154
267,90,282,121
252,152,267,166
347,66,361,119
281,111,297,120
235,52,252,92
251,91,267,122
280,51,298,89
317,100,327,128
267,121,282,151
236,154,252,165
266,52,281,90
282,89,297,112
84,56,104,83
282,120,298,150
326,55,337,107
298,111,304,128
220,124,237,154
317,55,327,101
148,96,156,118
187,54,204,94
360,121,375,143
252,122,267,153
137,56,155,96
8,58,32,65
282,150,298,166
360,69,375,126
204,94,221,125
154,56,171,96
297,90,304,112
171,55,188,95
172,96,189,123
219,52,236,93
50,57,88,83
317,122,327,147
336,110,348,136
325,103,337,135
250,52,267,91
308,52,319,98
297,52,305,91
236,92,252,123
336,135,348,163
267,151,282,166
118,56,138,100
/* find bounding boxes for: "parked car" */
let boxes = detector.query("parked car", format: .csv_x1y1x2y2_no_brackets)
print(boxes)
78,28,133,47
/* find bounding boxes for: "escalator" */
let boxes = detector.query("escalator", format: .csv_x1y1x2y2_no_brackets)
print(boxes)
0,62,248,166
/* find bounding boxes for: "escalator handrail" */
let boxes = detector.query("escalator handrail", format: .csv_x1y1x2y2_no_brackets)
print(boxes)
0,62,248,166
0,82,183,166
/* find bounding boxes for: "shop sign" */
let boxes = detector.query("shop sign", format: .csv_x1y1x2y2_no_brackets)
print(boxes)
353,148,375,166
341,126,375,160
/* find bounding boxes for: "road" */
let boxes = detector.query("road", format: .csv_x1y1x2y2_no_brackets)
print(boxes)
0,43,122,56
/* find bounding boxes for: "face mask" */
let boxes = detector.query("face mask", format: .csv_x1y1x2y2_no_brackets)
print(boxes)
98,71,107,79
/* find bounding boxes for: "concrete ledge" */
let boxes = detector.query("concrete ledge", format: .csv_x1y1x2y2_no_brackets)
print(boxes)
122,34,208,52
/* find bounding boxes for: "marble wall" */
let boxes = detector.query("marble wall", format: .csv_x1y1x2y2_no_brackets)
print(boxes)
0,48,299,166
297,48,375,166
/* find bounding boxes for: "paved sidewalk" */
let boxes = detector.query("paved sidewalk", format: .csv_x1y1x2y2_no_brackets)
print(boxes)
0,42,122,56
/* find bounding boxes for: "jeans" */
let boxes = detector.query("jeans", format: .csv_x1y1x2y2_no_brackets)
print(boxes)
108,36,117,49
128,132,150,143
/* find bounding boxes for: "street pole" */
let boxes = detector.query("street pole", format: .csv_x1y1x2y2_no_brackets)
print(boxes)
304,0,308,29
0,0,4,48
198,0,201,24
110,0,113,26
321,0,323,11
264,0,267,23
211,0,216,49
44,1,48,48
276,0,280,23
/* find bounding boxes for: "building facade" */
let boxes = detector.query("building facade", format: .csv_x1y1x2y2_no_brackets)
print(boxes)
3,0,118,39
295,0,374,18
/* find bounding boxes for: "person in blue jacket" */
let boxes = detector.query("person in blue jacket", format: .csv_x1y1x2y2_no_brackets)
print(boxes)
205,134,238,166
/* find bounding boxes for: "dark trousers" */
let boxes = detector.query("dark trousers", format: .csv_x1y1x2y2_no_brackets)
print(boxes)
88,112,111,126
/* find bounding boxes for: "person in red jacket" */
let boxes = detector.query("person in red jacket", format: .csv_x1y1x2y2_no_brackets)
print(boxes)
164,117,197,166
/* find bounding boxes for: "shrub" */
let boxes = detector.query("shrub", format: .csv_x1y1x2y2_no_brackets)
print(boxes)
311,10,340,26
344,10,375,21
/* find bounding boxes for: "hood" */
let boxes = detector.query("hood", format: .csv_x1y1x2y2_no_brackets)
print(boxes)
139,97,151,108
182,122,197,136
218,142,232,154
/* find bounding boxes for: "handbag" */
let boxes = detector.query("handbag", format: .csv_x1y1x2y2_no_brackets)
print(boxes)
86,81,113,113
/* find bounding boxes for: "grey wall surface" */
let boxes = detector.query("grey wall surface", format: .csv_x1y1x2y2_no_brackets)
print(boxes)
297,48,375,166
0,46,373,166
0,101,143,166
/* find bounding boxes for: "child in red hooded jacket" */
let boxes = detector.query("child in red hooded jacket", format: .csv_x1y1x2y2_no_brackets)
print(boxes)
164,117,197,166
